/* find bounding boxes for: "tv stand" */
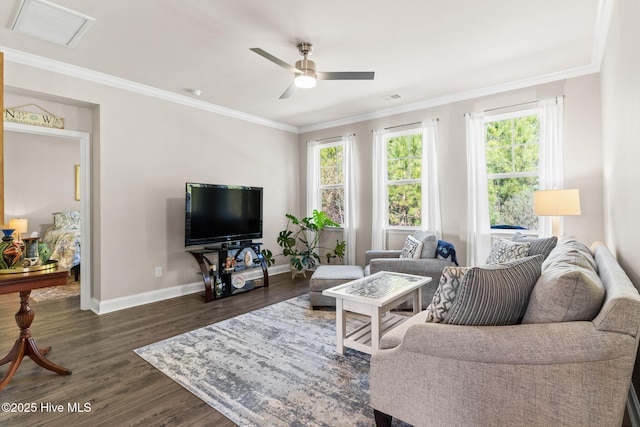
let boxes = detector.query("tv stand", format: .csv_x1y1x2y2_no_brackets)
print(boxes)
188,241,269,303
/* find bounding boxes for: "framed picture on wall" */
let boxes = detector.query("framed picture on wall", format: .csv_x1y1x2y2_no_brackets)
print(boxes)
75,164,80,201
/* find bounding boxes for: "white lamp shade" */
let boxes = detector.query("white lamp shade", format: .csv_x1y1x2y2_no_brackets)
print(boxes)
533,189,581,216
8,218,29,234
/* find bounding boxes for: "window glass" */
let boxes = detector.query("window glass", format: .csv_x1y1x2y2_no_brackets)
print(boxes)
319,144,344,225
485,114,539,229
386,132,422,227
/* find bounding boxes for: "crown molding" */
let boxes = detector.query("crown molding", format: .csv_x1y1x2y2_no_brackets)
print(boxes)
299,63,599,133
1,0,612,136
0,45,299,134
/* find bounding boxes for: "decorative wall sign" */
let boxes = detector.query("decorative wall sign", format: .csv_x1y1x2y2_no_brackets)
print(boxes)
3,104,64,129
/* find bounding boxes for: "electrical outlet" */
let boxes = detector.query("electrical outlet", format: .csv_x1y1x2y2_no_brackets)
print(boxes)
155,266,162,277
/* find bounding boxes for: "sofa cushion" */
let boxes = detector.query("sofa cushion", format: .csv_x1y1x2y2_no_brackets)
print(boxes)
399,235,423,259
413,230,438,259
542,238,597,271
512,232,557,260
425,255,544,326
486,238,531,264
522,239,605,323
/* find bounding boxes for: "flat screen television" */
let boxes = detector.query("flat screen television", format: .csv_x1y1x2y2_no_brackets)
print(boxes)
185,183,263,247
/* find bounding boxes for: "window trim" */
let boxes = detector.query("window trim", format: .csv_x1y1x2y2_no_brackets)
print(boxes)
483,108,541,233
383,127,423,229
316,139,346,227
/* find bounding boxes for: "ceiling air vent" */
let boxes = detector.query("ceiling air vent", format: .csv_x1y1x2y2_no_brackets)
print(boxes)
379,94,402,101
11,0,95,47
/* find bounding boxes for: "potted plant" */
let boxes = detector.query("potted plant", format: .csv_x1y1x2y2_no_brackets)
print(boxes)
273,210,346,275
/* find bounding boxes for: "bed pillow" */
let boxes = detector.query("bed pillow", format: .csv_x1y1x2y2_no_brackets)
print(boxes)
53,211,81,230
486,238,531,264
399,235,423,259
425,255,544,326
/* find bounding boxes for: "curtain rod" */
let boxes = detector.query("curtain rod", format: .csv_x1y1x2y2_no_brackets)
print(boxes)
314,134,354,142
383,118,439,131
384,121,421,130
483,100,539,114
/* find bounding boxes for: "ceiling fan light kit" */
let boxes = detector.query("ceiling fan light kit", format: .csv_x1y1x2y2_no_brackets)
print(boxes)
250,42,374,98
294,58,317,88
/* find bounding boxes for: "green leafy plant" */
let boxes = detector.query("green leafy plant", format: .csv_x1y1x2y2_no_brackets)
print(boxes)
260,248,275,267
276,210,346,272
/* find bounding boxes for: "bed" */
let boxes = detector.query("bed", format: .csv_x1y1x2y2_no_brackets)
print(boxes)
42,211,81,272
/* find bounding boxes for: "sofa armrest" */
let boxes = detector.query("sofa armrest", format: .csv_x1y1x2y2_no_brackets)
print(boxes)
369,258,453,277
365,250,402,265
388,320,636,365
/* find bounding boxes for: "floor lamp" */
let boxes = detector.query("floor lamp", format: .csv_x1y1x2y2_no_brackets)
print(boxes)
533,189,581,238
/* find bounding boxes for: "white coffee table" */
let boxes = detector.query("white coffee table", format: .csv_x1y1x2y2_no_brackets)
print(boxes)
322,271,432,355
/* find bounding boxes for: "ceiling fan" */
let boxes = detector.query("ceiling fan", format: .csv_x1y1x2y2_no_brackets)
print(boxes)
250,42,375,99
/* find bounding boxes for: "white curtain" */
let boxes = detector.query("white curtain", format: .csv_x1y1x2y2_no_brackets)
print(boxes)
307,136,357,265
465,112,492,266
422,119,442,238
306,140,319,217
538,97,565,236
371,129,386,250
343,134,357,264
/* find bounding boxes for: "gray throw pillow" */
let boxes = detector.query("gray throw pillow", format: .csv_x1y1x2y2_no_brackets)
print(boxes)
512,232,557,260
425,255,544,326
413,230,438,258
486,238,531,264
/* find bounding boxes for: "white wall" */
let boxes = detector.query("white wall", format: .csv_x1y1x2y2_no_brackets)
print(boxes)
4,131,80,237
3,59,300,305
599,0,640,395
600,0,640,286
299,74,604,266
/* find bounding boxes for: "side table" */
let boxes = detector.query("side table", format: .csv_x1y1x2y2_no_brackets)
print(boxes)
0,268,72,391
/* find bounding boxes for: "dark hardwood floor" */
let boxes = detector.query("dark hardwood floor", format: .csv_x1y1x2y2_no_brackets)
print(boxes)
0,274,310,426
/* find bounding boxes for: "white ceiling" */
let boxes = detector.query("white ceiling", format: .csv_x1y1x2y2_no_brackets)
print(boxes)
0,0,607,132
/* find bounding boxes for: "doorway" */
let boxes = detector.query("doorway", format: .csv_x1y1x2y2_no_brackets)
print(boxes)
4,122,92,310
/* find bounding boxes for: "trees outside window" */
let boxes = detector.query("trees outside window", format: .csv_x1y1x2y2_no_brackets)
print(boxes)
386,131,422,227
484,112,539,229
319,142,344,225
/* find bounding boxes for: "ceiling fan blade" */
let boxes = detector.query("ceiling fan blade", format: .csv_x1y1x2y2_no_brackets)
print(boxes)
279,82,297,99
250,48,301,73
317,71,375,80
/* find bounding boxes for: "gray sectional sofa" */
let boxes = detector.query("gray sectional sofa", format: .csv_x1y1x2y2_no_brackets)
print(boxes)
370,240,640,427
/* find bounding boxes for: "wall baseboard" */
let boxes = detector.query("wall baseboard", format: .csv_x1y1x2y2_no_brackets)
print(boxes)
91,264,292,315
628,384,640,427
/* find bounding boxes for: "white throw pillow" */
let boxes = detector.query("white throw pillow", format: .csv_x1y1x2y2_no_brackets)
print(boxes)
399,235,423,259
486,238,531,264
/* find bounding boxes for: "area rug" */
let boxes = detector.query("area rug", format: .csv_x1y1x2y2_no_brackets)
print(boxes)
134,294,402,427
30,278,80,302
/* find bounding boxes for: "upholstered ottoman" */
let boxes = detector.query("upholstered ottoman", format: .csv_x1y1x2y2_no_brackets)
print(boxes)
309,265,364,308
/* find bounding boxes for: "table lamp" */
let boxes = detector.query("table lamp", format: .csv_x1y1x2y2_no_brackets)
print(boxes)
8,218,28,244
533,189,581,237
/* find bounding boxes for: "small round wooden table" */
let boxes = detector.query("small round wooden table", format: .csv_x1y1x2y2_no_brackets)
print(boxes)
0,268,72,391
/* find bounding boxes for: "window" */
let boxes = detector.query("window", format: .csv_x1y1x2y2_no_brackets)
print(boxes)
484,111,539,229
318,142,344,225
385,129,422,227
